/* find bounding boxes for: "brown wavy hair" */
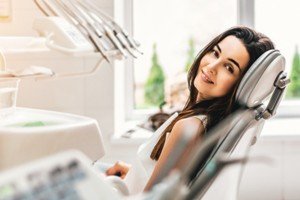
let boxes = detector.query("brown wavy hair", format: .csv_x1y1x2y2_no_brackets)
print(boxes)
150,26,275,161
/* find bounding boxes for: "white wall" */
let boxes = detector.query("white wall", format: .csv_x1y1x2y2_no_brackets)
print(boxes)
239,136,300,200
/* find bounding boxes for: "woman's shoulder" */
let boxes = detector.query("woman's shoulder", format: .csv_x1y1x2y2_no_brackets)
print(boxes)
173,116,206,136
177,114,207,126
193,114,208,129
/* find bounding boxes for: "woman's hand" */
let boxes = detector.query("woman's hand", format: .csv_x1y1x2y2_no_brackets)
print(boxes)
106,161,131,179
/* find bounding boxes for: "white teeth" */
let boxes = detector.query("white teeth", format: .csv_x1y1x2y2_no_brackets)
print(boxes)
206,77,211,82
201,70,214,84
204,74,213,83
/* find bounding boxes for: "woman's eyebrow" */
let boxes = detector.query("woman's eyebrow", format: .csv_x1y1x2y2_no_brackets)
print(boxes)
228,58,241,72
216,44,222,53
216,44,241,72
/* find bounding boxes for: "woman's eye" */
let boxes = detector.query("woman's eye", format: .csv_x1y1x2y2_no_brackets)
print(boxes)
212,49,219,57
225,64,234,74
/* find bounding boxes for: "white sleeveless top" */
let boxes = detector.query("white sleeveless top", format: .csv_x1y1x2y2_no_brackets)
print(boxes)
123,112,207,194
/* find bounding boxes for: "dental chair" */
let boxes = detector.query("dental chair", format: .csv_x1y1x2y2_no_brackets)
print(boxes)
144,49,289,200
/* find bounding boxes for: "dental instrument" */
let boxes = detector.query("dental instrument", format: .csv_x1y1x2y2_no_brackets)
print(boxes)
34,0,57,16
76,1,138,58
38,0,111,62
70,1,129,57
81,0,142,54
53,0,114,55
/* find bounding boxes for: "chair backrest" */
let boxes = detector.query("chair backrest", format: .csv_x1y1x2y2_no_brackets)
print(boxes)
183,49,288,200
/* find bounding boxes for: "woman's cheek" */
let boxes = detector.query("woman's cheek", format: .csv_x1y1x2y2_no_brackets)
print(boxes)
219,79,235,96
193,74,200,90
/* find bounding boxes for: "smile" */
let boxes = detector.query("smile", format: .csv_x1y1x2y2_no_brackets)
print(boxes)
201,70,214,84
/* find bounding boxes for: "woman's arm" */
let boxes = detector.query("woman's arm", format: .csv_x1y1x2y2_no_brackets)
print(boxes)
144,117,205,191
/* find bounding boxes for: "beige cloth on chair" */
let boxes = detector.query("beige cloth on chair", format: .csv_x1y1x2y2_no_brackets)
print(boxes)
124,112,207,194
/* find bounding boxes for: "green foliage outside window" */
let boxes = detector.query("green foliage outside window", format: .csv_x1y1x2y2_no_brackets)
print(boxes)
144,44,165,106
185,38,196,72
286,46,300,98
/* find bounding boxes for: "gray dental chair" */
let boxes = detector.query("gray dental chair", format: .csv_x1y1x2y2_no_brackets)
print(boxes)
144,49,289,200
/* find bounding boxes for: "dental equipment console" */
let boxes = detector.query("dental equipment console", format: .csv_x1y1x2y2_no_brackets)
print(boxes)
0,0,141,80
0,0,138,191
0,1,143,199
0,0,140,169
33,0,141,62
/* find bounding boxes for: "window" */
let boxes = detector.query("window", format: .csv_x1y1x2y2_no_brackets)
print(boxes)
255,0,300,116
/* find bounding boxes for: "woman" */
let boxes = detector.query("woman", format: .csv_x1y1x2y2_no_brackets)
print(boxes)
106,25,275,194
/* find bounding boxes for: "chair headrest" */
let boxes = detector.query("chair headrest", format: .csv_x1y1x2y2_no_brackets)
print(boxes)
235,50,285,108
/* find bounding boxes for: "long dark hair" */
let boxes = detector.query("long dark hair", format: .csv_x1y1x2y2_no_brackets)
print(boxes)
150,26,275,161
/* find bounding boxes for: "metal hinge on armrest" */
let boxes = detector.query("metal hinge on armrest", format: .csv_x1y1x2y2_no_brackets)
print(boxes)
256,72,291,120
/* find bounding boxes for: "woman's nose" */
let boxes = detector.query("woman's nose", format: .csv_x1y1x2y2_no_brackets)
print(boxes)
206,61,218,75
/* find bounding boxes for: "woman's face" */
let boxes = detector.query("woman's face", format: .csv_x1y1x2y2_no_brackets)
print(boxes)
194,35,250,101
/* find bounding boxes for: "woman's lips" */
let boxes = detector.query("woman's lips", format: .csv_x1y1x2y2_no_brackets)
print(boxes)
201,70,214,84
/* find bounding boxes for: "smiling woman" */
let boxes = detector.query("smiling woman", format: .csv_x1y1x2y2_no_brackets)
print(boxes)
107,26,275,194
149,26,275,161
